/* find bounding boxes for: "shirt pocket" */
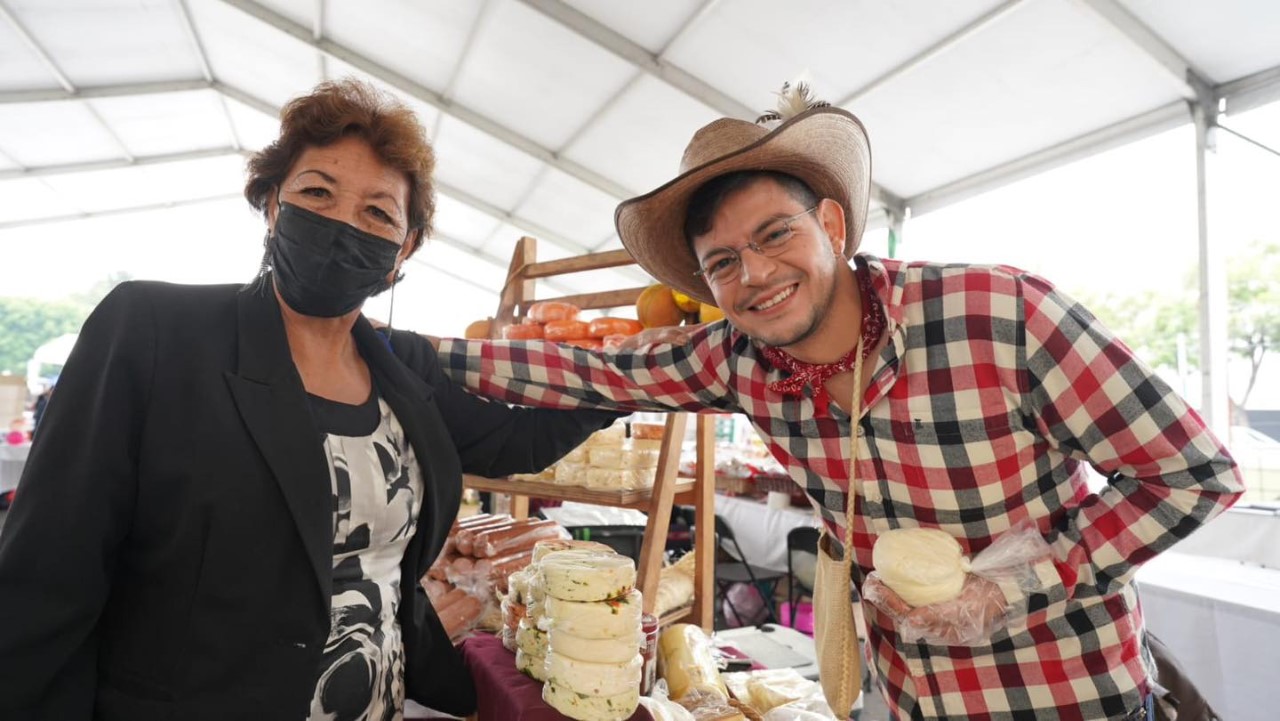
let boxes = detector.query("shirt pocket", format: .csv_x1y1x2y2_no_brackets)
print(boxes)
864,405,1036,529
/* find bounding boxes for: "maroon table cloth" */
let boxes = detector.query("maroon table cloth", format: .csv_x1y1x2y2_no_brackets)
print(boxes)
460,633,652,721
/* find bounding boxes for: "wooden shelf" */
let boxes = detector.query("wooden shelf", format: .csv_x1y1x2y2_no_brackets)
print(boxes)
463,474,697,511
470,235,715,633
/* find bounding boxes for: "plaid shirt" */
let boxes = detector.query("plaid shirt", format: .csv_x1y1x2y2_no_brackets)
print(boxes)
439,255,1243,720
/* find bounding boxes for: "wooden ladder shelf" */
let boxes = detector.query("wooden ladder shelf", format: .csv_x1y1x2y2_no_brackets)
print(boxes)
465,235,715,631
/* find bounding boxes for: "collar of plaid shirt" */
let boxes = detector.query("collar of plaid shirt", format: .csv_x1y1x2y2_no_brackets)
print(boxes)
757,257,885,416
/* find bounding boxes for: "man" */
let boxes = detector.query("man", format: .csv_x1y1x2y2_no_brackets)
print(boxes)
436,86,1242,719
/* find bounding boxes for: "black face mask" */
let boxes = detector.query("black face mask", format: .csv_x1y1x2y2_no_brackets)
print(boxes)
268,202,403,318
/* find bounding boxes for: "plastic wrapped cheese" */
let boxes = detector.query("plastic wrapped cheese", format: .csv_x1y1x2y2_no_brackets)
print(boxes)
872,527,971,607
554,461,588,486
541,550,636,602
549,627,644,664
583,466,656,490
657,624,728,701
531,539,614,564
542,679,639,721
516,618,550,657
584,423,626,447
544,589,642,639
516,648,548,682
545,652,642,697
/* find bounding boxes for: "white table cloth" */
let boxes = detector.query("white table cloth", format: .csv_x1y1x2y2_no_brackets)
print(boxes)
713,493,819,573
1137,551,1280,721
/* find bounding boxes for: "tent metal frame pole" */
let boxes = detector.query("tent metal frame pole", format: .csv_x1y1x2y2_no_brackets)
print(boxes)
1192,97,1231,435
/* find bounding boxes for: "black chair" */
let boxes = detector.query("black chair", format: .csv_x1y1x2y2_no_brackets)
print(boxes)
786,526,820,627
706,514,787,626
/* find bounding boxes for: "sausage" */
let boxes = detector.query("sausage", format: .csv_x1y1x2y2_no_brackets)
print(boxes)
456,513,502,529
428,551,460,581
485,549,535,582
439,595,485,640
432,588,469,613
502,323,545,340
423,579,453,603
527,301,580,323
474,519,565,558
588,317,643,338
455,518,520,555
544,319,591,342
468,518,544,556
452,556,474,574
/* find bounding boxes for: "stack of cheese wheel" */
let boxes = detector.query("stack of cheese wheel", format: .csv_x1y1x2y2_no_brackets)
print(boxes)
507,540,612,660
552,422,662,490
538,549,644,721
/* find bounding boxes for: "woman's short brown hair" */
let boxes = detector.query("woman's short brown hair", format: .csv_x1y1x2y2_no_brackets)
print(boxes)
244,78,435,255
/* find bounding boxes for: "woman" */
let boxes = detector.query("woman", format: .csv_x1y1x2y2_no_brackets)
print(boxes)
0,79,617,720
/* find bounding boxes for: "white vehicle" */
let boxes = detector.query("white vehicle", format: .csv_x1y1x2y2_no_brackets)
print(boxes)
1229,426,1280,505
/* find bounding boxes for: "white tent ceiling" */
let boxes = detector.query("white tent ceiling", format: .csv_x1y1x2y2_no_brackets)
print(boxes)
2,0,1279,298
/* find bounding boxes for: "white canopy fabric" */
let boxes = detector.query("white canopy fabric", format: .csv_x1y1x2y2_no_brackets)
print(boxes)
1,0,1278,298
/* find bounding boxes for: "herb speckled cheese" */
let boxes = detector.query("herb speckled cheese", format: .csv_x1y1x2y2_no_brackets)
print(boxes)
541,550,636,602
543,589,642,639
548,627,643,664
542,678,640,721
545,651,641,697
516,618,549,657
515,648,548,682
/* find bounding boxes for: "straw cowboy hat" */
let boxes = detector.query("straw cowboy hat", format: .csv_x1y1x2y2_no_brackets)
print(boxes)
615,84,872,306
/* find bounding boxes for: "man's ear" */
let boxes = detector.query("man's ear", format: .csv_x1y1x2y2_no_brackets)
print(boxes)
817,198,847,255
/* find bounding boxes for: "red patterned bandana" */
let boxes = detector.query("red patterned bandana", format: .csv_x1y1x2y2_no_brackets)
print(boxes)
758,257,884,415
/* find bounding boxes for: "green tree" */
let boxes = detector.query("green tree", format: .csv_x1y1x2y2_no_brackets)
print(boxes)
1080,240,1280,409
0,271,132,377
0,297,86,376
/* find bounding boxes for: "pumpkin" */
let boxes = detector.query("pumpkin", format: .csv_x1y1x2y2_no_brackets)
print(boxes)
636,284,684,328
464,317,493,339
698,303,725,324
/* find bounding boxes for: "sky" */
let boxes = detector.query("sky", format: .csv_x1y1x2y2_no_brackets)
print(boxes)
2,100,1277,405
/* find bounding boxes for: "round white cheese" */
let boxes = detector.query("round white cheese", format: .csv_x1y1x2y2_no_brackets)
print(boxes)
872,527,971,607
541,550,636,602
545,652,642,698
516,648,548,682
516,618,549,657
549,627,643,664
542,679,639,721
543,589,642,640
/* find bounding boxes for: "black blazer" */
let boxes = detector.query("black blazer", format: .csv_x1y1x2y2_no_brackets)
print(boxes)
0,281,616,720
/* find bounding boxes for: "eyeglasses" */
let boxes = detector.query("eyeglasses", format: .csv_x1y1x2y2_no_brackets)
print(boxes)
692,206,819,286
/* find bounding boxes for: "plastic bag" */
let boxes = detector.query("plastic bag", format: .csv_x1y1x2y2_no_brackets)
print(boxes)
863,520,1052,645
722,582,768,628
637,680,697,721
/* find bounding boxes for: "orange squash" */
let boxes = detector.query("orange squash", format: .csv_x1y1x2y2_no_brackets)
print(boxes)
464,317,493,339
699,303,725,324
636,284,684,328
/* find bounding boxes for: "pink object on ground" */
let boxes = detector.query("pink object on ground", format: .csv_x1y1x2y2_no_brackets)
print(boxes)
779,601,814,635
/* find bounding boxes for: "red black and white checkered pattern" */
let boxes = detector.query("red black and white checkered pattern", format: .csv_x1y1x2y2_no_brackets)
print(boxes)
439,255,1242,720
